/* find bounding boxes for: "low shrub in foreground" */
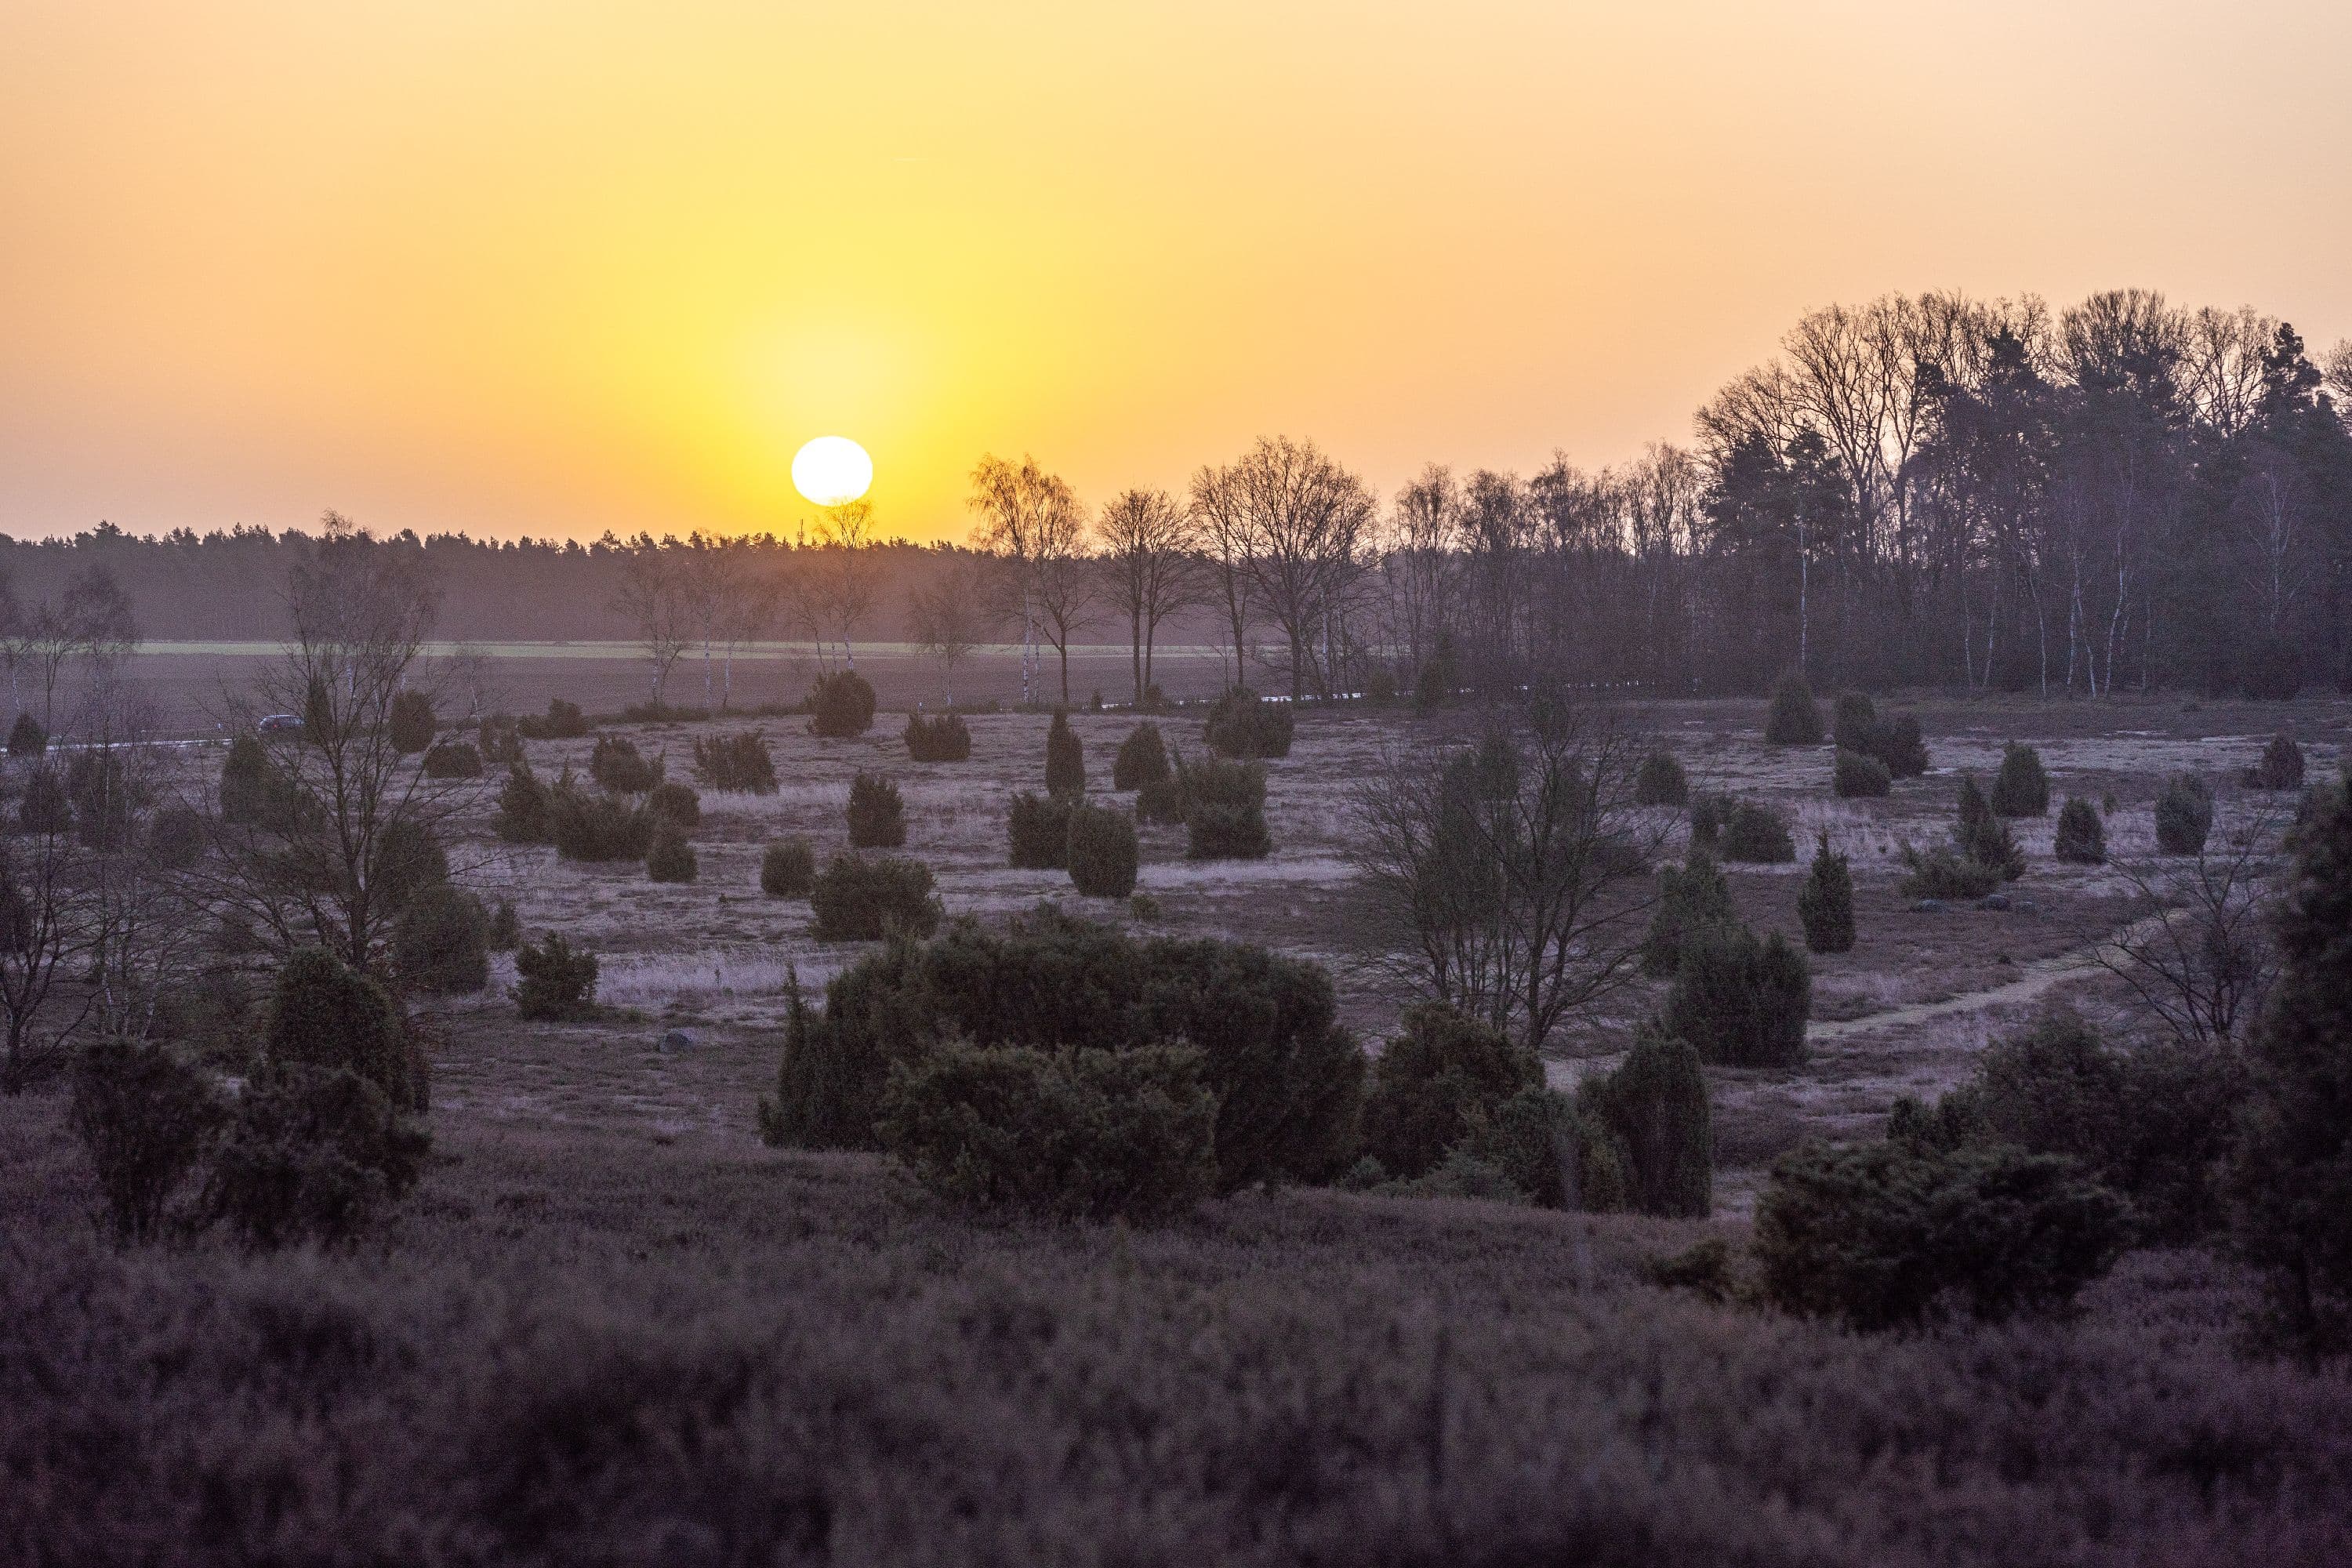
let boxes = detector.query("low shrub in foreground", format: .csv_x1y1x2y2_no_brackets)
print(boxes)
1203,686,1294,759
1663,923,1810,1067
846,771,906,849
1066,802,1139,898
1718,800,1795,863
421,739,484,779
760,837,816,898
1763,671,1823,745
1632,750,1687,807
692,731,779,793
1007,790,1074,869
69,1037,224,1243
1113,721,1171,790
903,712,971,763
393,885,491,995
1832,747,1891,799
877,1040,1218,1222
2053,797,2106,864
809,853,942,942
807,670,877,738
205,1062,430,1250
1361,1004,1540,1181
1796,833,1854,953
514,932,598,1021
1989,742,2049,818
2155,772,2213,855
265,948,420,1110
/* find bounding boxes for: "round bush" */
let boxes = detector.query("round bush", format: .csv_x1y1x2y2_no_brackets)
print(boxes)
590,735,662,794
692,731,778,793
389,691,437,756
147,802,207,870
1203,687,1294,760
263,947,418,1110
1577,1025,1711,1218
902,712,971,763
493,760,554,844
1990,742,2050,818
1875,713,1930,778
1796,833,1855,954
1632,750,1688,808
1719,800,1795,863
1112,722,1171,791
1831,692,1876,754
1007,790,1074,869
1066,802,1139,898
6,712,45,757
645,780,700,829
514,933,597,1020
807,670,877,738
393,884,491,994
1186,802,1271,862
205,1062,430,1250
761,837,816,898
1833,748,1892,799
646,825,698,884
1642,852,1733,978
1764,672,1823,746
2244,732,2305,791
1663,923,1811,1067
846,771,906,850
809,853,942,942
1361,1004,1541,1181
421,739,484,779
549,786,653,862
2155,773,2213,855
2053,797,2107,865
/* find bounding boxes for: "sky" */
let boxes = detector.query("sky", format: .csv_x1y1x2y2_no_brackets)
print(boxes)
4,0,2349,546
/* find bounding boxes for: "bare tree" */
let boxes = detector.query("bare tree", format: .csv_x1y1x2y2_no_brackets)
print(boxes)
1379,465,1462,691
1192,436,1376,699
967,454,1083,706
14,564,141,730
2095,810,2285,1046
906,557,995,707
611,540,691,708
1352,699,1668,1054
1097,488,1203,705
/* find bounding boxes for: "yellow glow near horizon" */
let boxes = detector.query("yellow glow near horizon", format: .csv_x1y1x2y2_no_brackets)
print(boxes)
792,437,873,507
2,2,2348,544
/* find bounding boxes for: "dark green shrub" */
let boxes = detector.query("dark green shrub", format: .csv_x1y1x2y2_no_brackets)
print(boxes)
1007,790,1073,869
421,739,483,779
6,712,45,757
810,853,942,942
1663,923,1810,1067
487,898,521,950
2155,773,2213,855
1045,708,1085,795
1900,843,2005,901
807,670,877,738
1113,722,1171,790
1832,747,1890,799
1203,686,1294,759
19,765,71,834
1632,750,1687,807
1361,1004,1540,1181
2053,797,2106,864
69,1037,225,1243
263,947,419,1109
521,697,590,739
691,731,778,792
877,1040,1218,1221
1831,693,1876,755
393,884,490,994
1642,851,1733,978
492,759,554,844
645,779,700,829
205,1062,430,1250
1955,775,2025,879
1066,802,1139,898
1989,742,2049,817
1687,792,1730,852
147,801,206,870
1578,1025,1711,1218
846,771,905,849
1135,775,1185,824
2233,775,2352,1350
514,932,597,1020
2244,731,2305,791
1754,1138,2130,1332
590,735,661,793
1796,833,1855,953
372,818,448,915
1874,713,1929,778
760,837,816,898
902,712,971,763
549,784,653,862
1763,671,1823,745
220,735,280,826
1453,1087,1626,1211
389,691,437,756
1179,755,1270,860
645,824,698,884
1718,799,1795,863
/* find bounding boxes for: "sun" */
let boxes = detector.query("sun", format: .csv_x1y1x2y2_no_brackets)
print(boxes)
791,435,873,506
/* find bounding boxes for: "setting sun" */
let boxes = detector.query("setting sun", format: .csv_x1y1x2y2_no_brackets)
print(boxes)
790,436,873,508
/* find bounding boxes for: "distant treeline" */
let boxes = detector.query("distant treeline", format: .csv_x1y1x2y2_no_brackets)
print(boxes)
13,289,2350,699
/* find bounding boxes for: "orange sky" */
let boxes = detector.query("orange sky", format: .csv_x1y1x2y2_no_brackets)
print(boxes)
4,0,2348,546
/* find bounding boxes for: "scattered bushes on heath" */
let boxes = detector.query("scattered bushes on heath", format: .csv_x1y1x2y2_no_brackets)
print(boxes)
1577,1025,1712,1218
1763,671,1824,745
645,824,698,884
877,1040,1218,1221
394,884,491,994
2054,797,2107,864
1203,686,1294,760
1663,923,1811,1068
1753,1138,2131,1332
1113,722,1171,791
589,735,662,794
1361,1004,1540,1181
1796,833,1855,954
1718,799,1795,863
1066,802,1139,898
205,1062,430,1250
1633,750,1688,807
493,759,554,844
760,837,817,898
389,691,437,756
902,712,971,763
810,853,942,942
421,739,483,779
1044,708,1085,795
1180,755,1271,860
2156,772,2214,855
263,947,422,1111
549,782,654,862
761,909,1363,1192
1642,851,1733,978
514,932,598,1020
1007,790,1074,869
69,1037,225,1243
692,731,779,793
2244,731,2305,791
1833,748,1891,799
846,771,906,849
807,670,877,738
1990,742,2050,818
646,779,700,829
